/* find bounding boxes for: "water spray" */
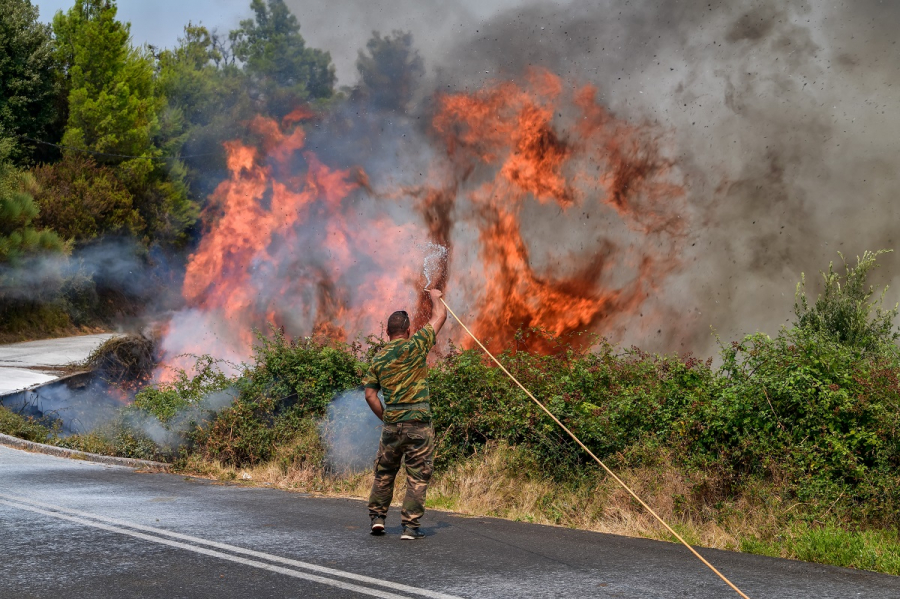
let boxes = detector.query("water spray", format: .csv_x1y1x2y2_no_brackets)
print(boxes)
429,287,751,598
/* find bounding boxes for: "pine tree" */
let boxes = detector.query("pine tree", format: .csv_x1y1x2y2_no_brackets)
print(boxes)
0,139,63,262
231,0,335,118
52,0,197,246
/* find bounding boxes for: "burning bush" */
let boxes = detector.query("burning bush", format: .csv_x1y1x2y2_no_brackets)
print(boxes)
85,332,159,385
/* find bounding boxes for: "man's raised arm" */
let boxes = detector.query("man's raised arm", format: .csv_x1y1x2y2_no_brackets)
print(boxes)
427,288,447,335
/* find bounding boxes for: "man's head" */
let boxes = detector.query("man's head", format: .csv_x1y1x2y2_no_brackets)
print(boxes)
386,310,411,339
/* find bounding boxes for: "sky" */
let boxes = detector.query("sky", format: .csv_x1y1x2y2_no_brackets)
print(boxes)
31,0,534,86
33,0,249,51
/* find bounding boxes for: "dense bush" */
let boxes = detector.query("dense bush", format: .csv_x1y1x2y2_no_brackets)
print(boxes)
135,321,899,529
131,330,365,466
0,145,64,262
0,404,52,442
32,155,140,242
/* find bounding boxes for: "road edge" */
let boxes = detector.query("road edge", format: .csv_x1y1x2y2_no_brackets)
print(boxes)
0,432,169,471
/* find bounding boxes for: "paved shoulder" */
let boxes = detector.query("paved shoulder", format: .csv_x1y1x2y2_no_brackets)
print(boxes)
0,446,896,598
0,333,116,395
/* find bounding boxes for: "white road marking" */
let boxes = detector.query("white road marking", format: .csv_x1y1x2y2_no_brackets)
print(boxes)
0,493,463,599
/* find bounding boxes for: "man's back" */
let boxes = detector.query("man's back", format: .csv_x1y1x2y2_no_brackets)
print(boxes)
364,324,436,423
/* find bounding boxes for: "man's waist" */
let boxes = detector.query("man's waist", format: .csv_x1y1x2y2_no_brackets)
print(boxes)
383,401,431,412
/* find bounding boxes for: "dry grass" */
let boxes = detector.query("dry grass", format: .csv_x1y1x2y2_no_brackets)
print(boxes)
178,439,788,552
175,438,900,574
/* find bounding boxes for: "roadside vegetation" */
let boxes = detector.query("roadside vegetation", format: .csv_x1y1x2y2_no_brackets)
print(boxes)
3,251,899,575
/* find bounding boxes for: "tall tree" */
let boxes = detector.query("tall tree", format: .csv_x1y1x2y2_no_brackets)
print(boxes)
230,0,335,118
52,0,196,246
0,0,59,165
157,23,253,203
354,30,424,113
53,0,159,158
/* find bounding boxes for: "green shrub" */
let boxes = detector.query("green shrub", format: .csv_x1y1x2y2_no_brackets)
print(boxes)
693,328,900,523
32,154,141,242
794,250,899,351
53,416,162,461
132,354,233,422
0,405,52,442
186,330,365,467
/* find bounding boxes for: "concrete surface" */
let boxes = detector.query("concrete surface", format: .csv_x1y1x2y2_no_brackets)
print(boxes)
0,333,116,395
1,445,897,598
0,367,56,395
0,432,169,470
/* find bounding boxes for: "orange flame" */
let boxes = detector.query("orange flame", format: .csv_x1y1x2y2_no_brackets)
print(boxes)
156,68,685,375
426,68,685,353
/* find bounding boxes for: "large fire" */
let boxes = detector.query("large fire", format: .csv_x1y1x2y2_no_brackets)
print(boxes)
156,68,685,375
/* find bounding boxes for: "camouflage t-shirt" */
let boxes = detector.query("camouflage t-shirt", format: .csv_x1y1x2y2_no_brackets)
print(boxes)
363,324,436,423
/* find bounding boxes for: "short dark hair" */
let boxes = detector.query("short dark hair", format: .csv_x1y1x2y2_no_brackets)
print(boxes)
386,310,410,336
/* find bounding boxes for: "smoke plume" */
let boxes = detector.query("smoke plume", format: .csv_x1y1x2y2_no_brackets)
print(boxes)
319,388,382,473
284,0,900,358
127,388,237,449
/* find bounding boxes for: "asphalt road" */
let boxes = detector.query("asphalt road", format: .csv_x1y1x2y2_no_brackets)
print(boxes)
0,446,897,598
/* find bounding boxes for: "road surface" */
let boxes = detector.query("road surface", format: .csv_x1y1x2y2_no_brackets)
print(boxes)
0,334,116,395
1,446,897,598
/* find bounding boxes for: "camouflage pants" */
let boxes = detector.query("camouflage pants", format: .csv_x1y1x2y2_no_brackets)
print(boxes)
368,421,435,529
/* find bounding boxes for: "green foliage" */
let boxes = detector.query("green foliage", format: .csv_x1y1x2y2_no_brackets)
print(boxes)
52,0,197,246
697,329,900,521
156,24,223,132
155,23,253,202
0,404,51,442
231,0,335,118
53,0,159,159
0,301,71,341
32,154,140,241
0,0,59,165
53,416,162,461
794,250,899,351
741,524,900,575
244,327,366,416
168,330,364,467
133,354,233,422
0,143,64,261
354,30,424,112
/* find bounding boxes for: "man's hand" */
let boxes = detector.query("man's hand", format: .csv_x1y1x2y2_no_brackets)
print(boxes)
427,288,447,335
364,387,384,421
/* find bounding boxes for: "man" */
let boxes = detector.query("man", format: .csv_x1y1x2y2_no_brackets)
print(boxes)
363,288,447,540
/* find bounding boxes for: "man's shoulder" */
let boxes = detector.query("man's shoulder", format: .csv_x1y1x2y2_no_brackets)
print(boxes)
412,323,436,344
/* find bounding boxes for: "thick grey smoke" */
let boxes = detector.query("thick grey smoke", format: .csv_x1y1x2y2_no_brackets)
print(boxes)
0,237,182,325
289,0,900,355
0,374,236,447
319,388,382,474
0,374,122,435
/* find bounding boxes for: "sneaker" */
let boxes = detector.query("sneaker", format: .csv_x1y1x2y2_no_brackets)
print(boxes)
400,526,425,540
370,517,385,536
